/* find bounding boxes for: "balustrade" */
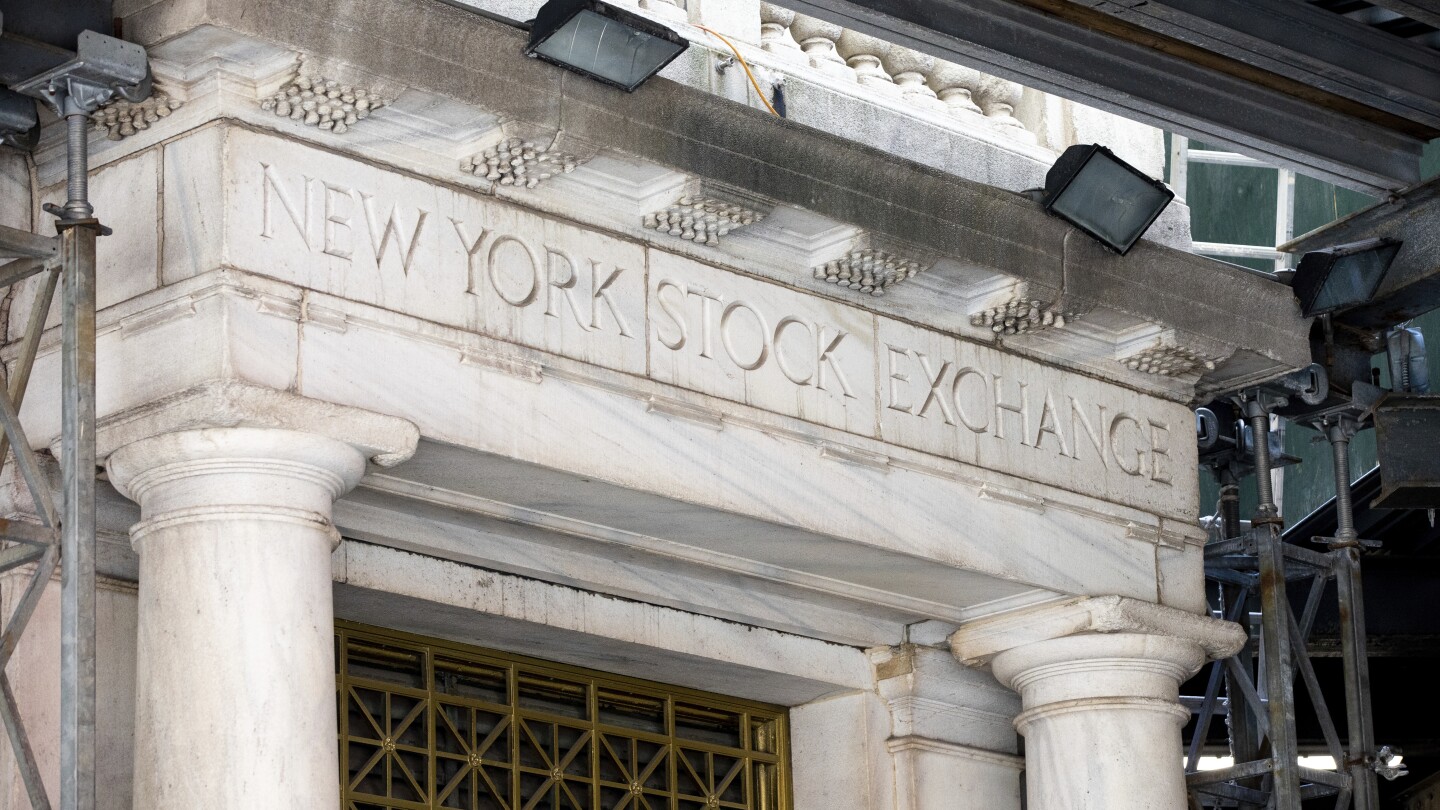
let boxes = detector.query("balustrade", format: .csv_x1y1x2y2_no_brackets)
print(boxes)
747,7,1043,145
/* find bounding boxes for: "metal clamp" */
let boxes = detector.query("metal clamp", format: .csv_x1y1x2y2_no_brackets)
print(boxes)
11,30,151,117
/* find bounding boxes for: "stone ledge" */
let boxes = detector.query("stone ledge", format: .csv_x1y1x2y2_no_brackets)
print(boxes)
950,594,1248,666
89,380,420,467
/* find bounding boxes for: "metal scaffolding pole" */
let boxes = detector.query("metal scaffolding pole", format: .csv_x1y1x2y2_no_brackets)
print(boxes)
57,108,99,810
1326,419,1380,810
1,28,148,810
1190,398,1404,810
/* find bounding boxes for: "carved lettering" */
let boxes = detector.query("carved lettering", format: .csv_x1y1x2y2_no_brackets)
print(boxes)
1109,413,1147,477
1149,419,1172,484
545,248,589,328
1070,397,1107,467
993,376,1030,446
915,352,955,425
452,218,489,294
774,317,815,386
361,192,428,276
817,327,855,399
721,301,769,371
886,345,913,414
260,164,311,246
1033,390,1069,457
590,262,632,337
655,280,688,350
952,367,988,433
322,183,354,260
687,288,724,360
488,235,541,307
253,162,1184,495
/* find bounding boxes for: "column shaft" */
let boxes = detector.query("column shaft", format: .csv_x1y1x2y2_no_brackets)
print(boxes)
108,427,367,809
993,633,1208,810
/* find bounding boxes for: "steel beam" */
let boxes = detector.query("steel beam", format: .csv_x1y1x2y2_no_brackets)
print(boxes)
0,257,53,289
1284,178,1440,341
0,266,61,471
1083,0,1440,129
0,225,57,261
0,544,46,573
0,547,61,671
776,0,1426,192
1366,0,1440,30
0,673,51,810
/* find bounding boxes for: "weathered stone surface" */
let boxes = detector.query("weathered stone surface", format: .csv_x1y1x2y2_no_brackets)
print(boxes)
110,0,1310,396
220,129,649,376
649,251,878,436
146,128,1198,515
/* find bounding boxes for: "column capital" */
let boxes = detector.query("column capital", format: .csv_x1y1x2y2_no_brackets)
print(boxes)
92,380,419,468
949,595,1246,668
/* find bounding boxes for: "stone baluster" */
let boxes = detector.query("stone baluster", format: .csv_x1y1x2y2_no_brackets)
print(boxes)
951,596,1247,810
789,14,856,80
880,47,947,112
760,3,805,62
836,29,900,95
927,59,986,118
974,76,1036,143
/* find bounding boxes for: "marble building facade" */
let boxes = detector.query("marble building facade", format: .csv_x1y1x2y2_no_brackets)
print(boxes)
0,0,1312,807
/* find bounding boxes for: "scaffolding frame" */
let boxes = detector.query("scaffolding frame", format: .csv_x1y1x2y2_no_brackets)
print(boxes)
1187,401,1395,810
0,74,118,810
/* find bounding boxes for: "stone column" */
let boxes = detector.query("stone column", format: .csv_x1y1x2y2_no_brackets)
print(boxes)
102,382,418,809
951,596,1246,810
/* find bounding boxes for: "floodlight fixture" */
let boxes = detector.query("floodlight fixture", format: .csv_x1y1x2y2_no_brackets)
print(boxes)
1041,143,1174,255
1291,237,1402,319
524,0,689,92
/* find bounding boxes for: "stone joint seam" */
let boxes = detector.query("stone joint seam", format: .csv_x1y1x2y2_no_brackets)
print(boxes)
1012,696,1190,732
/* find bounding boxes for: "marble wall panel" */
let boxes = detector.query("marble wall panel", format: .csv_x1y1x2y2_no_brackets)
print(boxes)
876,317,1198,517
180,127,1200,518
648,251,877,435
220,128,647,375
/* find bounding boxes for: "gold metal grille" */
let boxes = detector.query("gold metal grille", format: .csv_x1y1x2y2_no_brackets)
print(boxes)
337,622,791,810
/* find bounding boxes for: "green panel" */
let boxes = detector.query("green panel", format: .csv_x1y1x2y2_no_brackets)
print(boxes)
1186,162,1277,246
1423,138,1440,181
1293,175,1376,237
1200,254,1273,275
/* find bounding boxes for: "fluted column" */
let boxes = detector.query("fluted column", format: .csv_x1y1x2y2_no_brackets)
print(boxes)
102,384,418,809
952,596,1246,810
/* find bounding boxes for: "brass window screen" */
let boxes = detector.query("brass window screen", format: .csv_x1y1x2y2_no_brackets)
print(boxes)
337,622,791,810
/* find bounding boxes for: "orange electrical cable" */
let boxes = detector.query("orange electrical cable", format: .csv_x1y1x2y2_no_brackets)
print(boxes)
695,25,781,117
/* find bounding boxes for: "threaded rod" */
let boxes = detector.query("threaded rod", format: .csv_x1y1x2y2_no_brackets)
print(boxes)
64,112,92,220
